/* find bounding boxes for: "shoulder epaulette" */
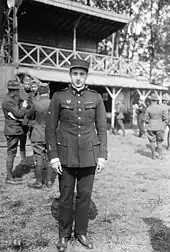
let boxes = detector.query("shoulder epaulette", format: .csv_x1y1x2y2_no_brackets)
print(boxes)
87,88,98,94
60,87,68,91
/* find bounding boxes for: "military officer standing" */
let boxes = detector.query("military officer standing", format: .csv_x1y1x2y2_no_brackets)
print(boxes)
143,93,168,159
27,84,52,189
45,59,107,251
2,80,28,184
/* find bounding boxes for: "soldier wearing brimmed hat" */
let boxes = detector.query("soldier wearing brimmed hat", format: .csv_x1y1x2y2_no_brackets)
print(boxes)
26,83,52,189
2,80,28,184
143,92,168,159
45,58,107,251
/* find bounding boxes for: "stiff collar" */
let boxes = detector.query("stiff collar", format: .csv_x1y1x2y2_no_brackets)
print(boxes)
69,84,88,96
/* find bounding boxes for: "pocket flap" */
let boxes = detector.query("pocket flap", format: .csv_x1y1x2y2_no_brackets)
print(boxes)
84,103,96,109
61,102,74,110
56,138,67,147
92,137,100,145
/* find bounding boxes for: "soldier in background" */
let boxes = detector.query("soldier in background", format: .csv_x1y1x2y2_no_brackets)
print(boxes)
20,78,40,165
2,80,28,184
27,83,52,189
136,96,147,137
115,100,125,136
143,93,168,159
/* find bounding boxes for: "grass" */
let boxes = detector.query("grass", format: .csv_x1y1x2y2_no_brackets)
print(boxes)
1,132,170,251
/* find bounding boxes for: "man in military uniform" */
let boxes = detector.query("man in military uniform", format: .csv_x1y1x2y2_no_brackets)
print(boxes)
143,92,168,159
136,96,147,137
45,59,107,251
2,80,28,184
115,100,125,136
20,78,40,165
27,83,52,189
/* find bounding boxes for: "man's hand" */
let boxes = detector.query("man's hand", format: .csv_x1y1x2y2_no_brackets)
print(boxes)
22,100,28,108
50,158,62,175
96,158,105,174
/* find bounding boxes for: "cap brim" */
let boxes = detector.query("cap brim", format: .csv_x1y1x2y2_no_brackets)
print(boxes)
69,65,89,71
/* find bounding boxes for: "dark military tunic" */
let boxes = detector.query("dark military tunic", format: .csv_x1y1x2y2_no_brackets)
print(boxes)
143,103,168,142
116,103,125,119
2,93,27,136
27,96,50,143
45,86,107,168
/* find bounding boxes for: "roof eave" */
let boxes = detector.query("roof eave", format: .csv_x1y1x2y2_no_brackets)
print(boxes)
34,0,129,24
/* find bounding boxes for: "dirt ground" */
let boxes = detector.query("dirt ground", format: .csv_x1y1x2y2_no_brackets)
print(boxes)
1,129,170,252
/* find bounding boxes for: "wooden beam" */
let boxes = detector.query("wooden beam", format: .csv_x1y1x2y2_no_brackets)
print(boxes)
115,87,122,98
105,86,113,99
111,87,116,130
13,7,18,64
136,89,142,97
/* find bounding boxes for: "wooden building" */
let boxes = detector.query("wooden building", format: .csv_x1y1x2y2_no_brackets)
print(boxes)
0,0,167,130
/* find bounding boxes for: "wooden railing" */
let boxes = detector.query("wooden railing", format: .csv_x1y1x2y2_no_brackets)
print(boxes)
17,42,149,79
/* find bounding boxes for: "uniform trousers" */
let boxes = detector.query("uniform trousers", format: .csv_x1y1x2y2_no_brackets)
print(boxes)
31,141,52,182
116,119,125,135
137,113,145,136
147,130,164,143
58,166,96,238
6,134,26,156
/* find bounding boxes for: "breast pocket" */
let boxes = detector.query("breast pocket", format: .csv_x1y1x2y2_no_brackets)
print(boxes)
60,102,74,121
84,102,96,120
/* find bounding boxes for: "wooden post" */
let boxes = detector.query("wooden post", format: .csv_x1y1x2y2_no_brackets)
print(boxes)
111,33,115,59
105,87,122,133
111,88,116,131
13,7,18,64
73,23,77,59
73,15,82,59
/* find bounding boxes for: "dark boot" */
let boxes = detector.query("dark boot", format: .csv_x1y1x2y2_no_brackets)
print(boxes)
6,155,15,180
28,155,44,189
75,234,93,250
157,142,163,159
56,237,70,252
150,142,156,159
46,163,52,188
20,151,27,166
6,155,22,185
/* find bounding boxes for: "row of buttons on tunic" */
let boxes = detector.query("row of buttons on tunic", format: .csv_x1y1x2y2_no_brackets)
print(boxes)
77,96,82,137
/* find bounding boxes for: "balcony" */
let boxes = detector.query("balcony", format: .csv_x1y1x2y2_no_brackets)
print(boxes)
14,42,149,80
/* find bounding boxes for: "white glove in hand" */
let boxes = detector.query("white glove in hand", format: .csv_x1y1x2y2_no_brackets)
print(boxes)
22,100,28,108
50,158,62,175
96,158,105,174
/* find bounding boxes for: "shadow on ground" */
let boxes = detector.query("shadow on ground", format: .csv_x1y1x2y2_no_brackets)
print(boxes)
13,155,57,184
143,217,170,252
134,148,151,158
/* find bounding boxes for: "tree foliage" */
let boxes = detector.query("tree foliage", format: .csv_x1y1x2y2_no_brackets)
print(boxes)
69,0,170,84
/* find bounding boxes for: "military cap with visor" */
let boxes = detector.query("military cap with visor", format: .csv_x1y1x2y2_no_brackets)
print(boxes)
69,59,89,72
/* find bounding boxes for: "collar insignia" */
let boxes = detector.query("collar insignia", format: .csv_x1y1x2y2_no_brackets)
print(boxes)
66,100,71,104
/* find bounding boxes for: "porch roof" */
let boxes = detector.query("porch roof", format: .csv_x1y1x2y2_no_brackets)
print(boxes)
19,0,129,41
17,67,167,91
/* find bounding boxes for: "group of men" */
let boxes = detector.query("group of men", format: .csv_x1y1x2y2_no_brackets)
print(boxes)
2,77,52,188
2,58,108,251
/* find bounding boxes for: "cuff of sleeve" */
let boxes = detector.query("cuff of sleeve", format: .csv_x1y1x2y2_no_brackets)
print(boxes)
98,158,106,163
50,158,60,164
